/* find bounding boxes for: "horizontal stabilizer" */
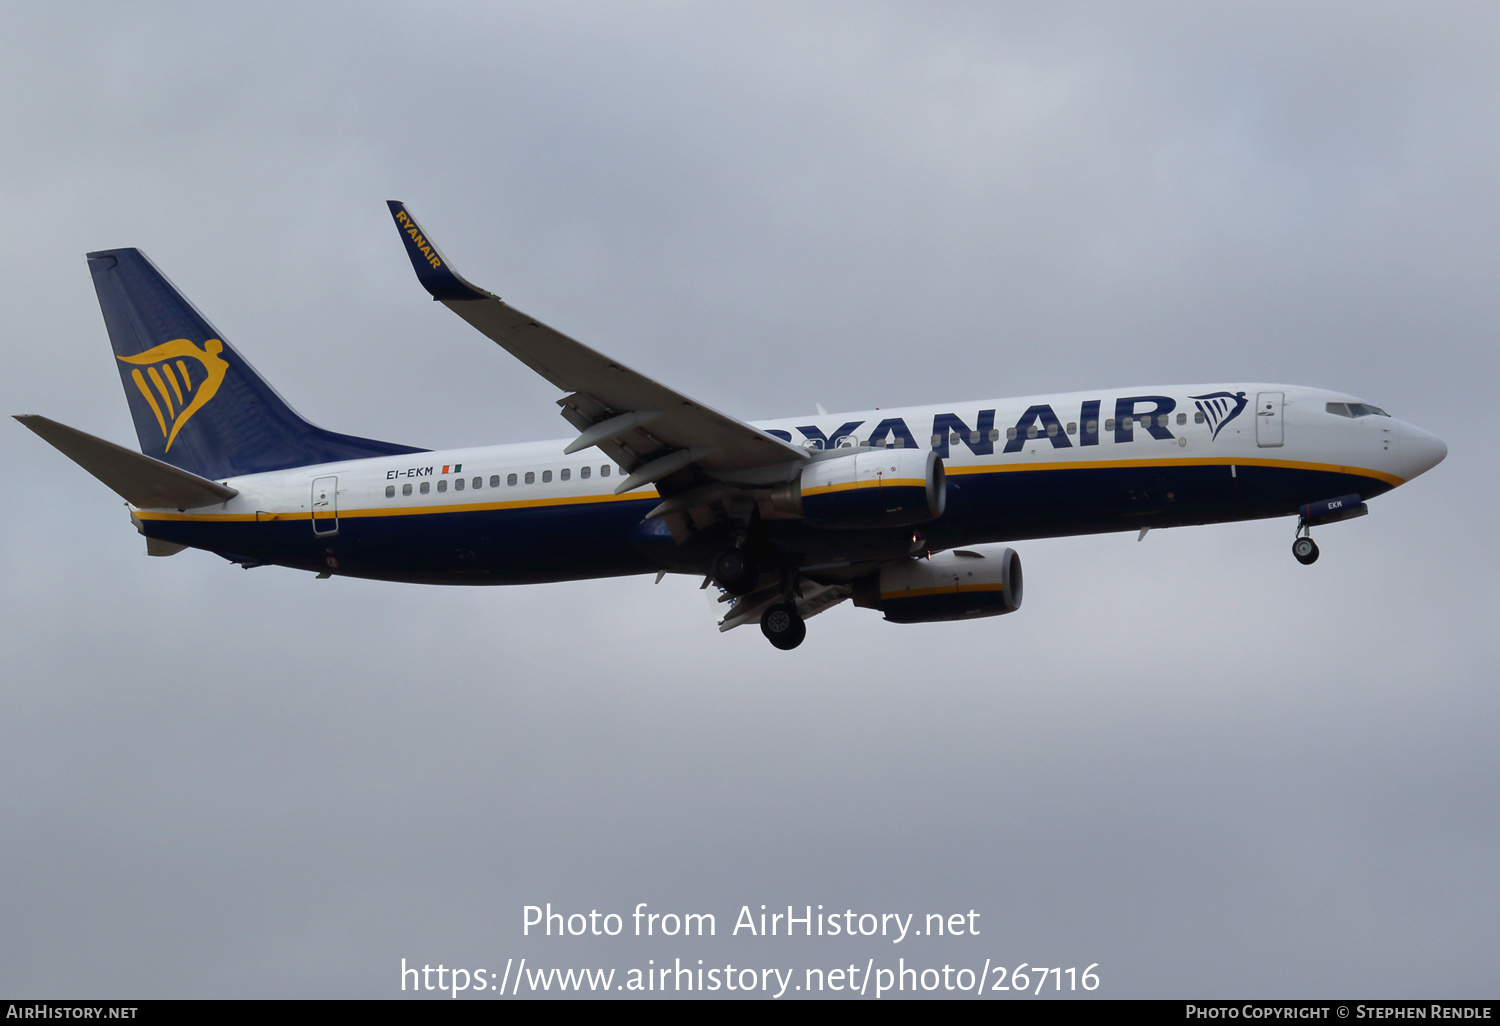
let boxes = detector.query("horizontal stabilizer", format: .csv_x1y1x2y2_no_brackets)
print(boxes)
15,414,238,509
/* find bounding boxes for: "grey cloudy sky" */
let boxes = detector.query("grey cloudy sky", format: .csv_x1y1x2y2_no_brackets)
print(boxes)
1,1,1495,999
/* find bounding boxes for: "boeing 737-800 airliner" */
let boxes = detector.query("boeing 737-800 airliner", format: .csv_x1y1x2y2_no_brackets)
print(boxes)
17,202,1447,649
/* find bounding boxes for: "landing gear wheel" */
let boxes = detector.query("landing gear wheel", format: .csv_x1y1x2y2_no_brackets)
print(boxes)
760,602,806,650
1292,536,1319,565
713,549,758,595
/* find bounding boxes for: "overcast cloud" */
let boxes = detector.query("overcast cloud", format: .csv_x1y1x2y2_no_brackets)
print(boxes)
0,1,1495,998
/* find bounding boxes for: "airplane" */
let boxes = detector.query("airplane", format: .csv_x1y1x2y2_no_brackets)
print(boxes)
16,202,1448,650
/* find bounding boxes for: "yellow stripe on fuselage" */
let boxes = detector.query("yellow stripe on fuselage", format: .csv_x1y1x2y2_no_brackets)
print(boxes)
944,454,1404,489
130,455,1401,522
134,489,659,522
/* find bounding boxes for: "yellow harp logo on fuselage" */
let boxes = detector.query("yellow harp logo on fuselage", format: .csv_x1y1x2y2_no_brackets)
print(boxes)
117,338,230,451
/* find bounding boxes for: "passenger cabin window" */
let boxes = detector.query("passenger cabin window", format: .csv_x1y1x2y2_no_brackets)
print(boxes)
473,477,482,489
385,485,395,498
524,472,535,484
453,478,464,491
490,475,500,488
1027,425,1039,439
600,466,611,477
402,483,412,496
1085,419,1097,433
1006,427,1017,440
580,466,591,479
419,481,430,494
1177,412,1187,425
1105,419,1115,432
506,473,516,486
438,479,448,493
1195,411,1206,423
560,468,570,481
542,470,552,483
1066,422,1076,435
1046,423,1058,437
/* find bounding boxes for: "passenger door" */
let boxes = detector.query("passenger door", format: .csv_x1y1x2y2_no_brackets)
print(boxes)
311,475,339,535
1256,392,1284,448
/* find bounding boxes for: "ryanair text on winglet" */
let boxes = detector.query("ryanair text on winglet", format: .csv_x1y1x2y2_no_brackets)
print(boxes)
394,209,443,270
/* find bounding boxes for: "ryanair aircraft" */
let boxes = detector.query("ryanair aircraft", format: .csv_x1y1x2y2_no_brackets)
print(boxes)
17,203,1447,650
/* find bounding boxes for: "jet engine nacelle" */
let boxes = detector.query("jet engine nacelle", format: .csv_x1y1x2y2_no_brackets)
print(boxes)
771,448,945,528
863,547,1023,624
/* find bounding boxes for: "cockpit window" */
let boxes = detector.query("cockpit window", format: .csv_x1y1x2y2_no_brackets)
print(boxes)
1327,402,1391,418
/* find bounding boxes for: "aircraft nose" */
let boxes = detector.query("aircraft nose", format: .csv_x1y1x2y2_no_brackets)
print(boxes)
1400,422,1447,481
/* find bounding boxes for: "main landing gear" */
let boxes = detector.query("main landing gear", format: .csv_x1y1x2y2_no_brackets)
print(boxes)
1292,527,1320,566
760,602,806,650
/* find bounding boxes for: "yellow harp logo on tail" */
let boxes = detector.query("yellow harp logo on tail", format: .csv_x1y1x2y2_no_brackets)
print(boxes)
117,339,230,451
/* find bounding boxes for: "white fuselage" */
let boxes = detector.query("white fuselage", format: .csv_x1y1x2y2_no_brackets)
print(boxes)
154,383,1442,526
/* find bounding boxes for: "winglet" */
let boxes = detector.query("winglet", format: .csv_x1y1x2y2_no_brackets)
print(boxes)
386,201,491,301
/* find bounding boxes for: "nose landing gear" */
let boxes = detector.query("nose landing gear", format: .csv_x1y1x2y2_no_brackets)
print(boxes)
1291,493,1367,565
1292,530,1319,565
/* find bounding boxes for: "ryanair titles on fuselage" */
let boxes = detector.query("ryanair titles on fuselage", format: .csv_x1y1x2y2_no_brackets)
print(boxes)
765,392,1249,457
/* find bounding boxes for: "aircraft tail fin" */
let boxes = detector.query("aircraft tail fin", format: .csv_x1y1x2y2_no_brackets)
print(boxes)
87,248,426,480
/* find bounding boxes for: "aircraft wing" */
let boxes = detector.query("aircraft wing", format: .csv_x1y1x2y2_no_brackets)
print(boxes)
386,202,807,496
